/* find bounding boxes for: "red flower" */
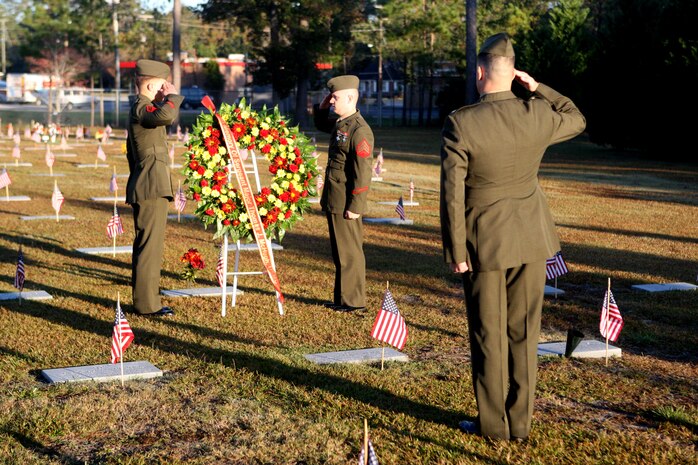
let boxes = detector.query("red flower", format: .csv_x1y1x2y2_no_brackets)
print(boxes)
193,193,201,201
294,147,301,157
288,186,300,203
301,190,308,197
273,156,285,167
222,201,234,213
189,160,199,170
255,194,266,206
197,166,206,175
233,219,240,226
204,137,217,149
269,165,278,175
279,191,290,202
200,179,209,188
261,144,272,154
280,121,286,127
232,123,246,140
207,145,219,156
260,129,270,138
270,128,279,139
213,171,227,183
289,164,299,173
279,137,288,146
205,208,215,216
211,128,221,138
246,117,256,127
285,210,293,219
261,187,271,196
223,219,231,225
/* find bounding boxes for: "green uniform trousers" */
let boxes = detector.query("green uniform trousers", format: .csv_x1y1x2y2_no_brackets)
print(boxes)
463,260,546,440
132,198,169,314
327,212,366,307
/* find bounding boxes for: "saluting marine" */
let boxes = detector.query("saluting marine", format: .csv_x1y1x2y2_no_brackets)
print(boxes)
314,75,374,312
126,59,184,317
440,33,586,441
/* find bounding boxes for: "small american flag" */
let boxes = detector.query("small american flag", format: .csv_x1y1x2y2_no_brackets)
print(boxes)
600,289,624,342
358,439,379,465
60,135,69,150
316,172,325,191
371,289,408,350
97,144,106,161
216,246,225,287
176,125,183,141
109,173,119,193
395,196,406,220
111,298,134,364
52,185,64,213
45,146,55,168
12,145,21,159
546,252,568,280
373,148,383,176
14,246,25,291
169,144,175,164
0,168,11,189
409,178,414,199
174,186,187,213
106,205,124,238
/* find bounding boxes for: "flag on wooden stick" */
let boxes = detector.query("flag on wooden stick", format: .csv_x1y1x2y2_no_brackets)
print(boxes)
395,196,406,220
358,439,379,465
14,246,25,291
106,205,124,238
51,182,64,214
97,144,106,161
546,252,568,280
110,297,134,364
109,172,119,193
216,246,225,287
174,185,187,213
0,167,11,189
371,289,408,350
45,145,55,168
600,288,624,342
12,145,21,160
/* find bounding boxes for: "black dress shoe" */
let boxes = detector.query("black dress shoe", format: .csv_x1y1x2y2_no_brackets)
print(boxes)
323,302,340,309
332,305,366,312
458,420,479,435
144,307,174,317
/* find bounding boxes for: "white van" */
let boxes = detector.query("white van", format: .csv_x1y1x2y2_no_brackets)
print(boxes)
35,87,94,110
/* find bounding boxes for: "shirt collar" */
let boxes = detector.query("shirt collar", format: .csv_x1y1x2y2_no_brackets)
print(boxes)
478,91,517,103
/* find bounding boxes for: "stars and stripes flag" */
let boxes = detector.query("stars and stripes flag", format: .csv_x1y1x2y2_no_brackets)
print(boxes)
14,246,25,291
176,125,183,141
358,439,379,465
395,196,406,220
45,145,55,168
373,148,384,176
174,186,187,213
0,168,11,189
51,184,64,213
60,135,69,150
7,123,13,138
12,145,21,159
409,178,414,199
106,205,124,238
216,246,226,287
169,144,175,165
97,144,106,161
111,298,134,364
600,289,624,342
371,289,408,350
109,173,119,193
546,252,568,280
316,172,325,191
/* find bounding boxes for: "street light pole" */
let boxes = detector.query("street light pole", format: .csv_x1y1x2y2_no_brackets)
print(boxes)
377,18,383,127
112,0,121,127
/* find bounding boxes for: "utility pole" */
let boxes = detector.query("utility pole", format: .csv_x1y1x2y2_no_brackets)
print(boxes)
112,0,121,127
465,0,478,105
377,17,383,127
172,0,181,128
1,18,6,78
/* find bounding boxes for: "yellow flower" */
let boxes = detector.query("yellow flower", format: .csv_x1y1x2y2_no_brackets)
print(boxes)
202,152,211,161
290,204,297,211
293,174,300,182
239,213,249,222
259,207,268,216
241,135,251,145
218,146,227,155
217,210,225,220
261,122,270,130
281,180,290,189
212,154,221,164
286,173,293,180
299,164,306,174
245,223,252,229
275,199,283,208
241,110,250,119
265,135,274,143
251,127,260,137
202,129,211,138
267,194,276,202
279,145,287,152
220,195,229,203
204,169,214,178
277,170,286,178
211,189,220,198
192,172,202,180
202,186,212,196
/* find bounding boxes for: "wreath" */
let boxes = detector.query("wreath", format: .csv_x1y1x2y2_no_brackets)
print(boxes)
183,99,320,241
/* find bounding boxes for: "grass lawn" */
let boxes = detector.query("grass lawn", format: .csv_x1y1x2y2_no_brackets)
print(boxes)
0,126,696,464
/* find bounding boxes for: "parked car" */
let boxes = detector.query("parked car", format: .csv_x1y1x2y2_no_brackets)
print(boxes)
180,86,207,109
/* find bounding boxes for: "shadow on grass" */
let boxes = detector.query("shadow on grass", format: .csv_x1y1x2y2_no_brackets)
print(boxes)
559,223,698,246
4,430,83,465
7,300,463,428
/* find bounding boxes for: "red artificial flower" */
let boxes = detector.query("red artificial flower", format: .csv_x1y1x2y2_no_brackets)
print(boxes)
280,121,286,127
189,160,199,170
270,128,279,139
233,219,240,226
204,137,217,149
213,171,227,183
205,208,215,216
223,219,231,226
255,194,266,206
232,123,246,140
289,164,299,173
288,186,300,203
261,144,272,154
261,187,271,196
285,210,293,219
279,192,290,202
197,166,206,175
279,137,288,146
260,129,270,138
294,147,301,157
193,193,201,201
269,165,278,175
301,190,308,197
246,117,256,127
200,179,209,188
207,145,219,156
211,128,221,138
222,202,234,213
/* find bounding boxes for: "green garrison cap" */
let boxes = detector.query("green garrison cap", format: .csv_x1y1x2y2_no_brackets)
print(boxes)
479,32,515,57
327,75,360,92
136,59,171,79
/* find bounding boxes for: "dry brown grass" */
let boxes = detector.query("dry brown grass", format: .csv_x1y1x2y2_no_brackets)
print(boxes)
0,127,696,464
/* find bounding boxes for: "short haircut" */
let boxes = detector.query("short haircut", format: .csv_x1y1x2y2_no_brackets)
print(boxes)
136,75,163,91
477,53,515,76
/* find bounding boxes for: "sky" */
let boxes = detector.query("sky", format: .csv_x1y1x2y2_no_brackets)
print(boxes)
140,0,207,12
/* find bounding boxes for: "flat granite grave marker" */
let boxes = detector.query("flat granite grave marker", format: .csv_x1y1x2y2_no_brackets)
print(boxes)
304,347,409,365
161,287,243,297
167,214,196,220
544,285,565,296
76,163,109,168
363,217,414,225
21,215,75,221
41,361,162,384
76,246,131,255
377,200,420,206
0,196,31,201
631,282,697,292
30,173,66,177
537,339,621,358
0,290,53,301
90,196,126,202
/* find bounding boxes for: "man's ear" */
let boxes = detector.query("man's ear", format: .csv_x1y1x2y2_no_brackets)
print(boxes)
477,65,484,81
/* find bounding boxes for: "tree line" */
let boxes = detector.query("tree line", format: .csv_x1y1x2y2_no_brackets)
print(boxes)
1,0,695,157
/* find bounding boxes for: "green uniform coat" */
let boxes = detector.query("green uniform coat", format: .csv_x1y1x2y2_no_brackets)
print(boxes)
127,93,183,314
440,83,585,439
314,105,374,307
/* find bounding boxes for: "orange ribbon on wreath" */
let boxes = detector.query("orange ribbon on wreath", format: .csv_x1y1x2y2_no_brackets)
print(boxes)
202,96,284,303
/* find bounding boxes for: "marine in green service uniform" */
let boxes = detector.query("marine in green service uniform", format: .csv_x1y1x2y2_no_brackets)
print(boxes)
440,33,586,440
126,59,184,317
314,75,374,312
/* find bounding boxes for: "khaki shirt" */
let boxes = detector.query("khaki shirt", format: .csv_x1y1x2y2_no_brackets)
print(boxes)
440,84,586,271
126,93,184,204
314,106,374,214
